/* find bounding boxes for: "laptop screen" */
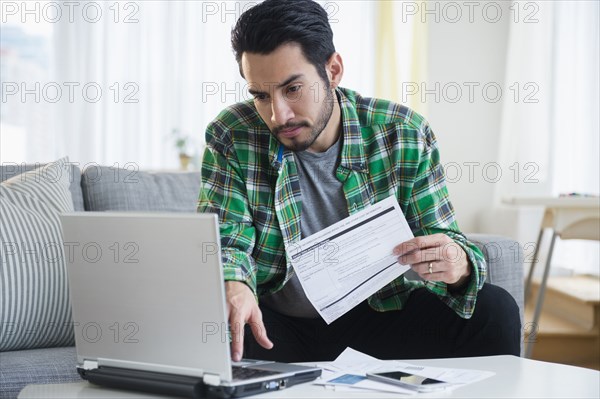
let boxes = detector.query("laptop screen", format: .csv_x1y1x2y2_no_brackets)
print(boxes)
61,213,233,381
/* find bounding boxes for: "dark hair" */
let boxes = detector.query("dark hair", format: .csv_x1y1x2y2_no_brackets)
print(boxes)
231,0,335,84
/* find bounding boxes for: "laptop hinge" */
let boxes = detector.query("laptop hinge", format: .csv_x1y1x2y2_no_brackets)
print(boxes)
82,360,99,370
202,373,221,386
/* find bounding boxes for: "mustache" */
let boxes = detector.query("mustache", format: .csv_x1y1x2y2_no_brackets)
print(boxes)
273,121,310,135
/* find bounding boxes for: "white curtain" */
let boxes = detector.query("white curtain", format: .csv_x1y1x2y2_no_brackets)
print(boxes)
49,1,380,170
494,1,599,275
324,1,376,96
53,1,247,170
372,1,428,115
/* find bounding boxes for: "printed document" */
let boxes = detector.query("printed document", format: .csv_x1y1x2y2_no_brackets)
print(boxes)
288,195,413,324
313,348,495,394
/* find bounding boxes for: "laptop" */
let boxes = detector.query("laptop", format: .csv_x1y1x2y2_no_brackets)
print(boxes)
60,212,321,398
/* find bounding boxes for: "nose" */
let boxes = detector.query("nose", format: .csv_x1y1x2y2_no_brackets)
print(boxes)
270,95,295,126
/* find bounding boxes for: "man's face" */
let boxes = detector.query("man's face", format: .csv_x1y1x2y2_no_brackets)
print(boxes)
241,44,334,152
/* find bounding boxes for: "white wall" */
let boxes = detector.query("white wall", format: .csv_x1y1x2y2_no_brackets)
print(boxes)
425,1,511,233
332,1,514,234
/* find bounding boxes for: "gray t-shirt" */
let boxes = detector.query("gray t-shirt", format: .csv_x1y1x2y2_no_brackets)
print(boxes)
260,136,349,318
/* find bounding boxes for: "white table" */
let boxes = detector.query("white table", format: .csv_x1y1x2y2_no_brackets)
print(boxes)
502,196,600,358
18,355,600,398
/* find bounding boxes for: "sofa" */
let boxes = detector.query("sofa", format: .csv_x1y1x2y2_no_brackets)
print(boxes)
0,160,524,399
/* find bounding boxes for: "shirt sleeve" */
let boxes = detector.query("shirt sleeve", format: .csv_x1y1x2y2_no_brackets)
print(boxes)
404,119,487,319
197,127,259,296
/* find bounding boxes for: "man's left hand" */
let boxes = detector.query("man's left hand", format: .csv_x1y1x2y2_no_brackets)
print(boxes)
393,234,471,288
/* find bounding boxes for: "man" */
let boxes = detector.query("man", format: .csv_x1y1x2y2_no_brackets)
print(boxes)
198,0,520,363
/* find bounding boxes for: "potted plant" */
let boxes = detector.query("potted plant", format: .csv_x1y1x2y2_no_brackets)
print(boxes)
171,128,192,170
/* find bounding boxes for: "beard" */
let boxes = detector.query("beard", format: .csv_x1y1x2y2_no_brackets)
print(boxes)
272,86,335,152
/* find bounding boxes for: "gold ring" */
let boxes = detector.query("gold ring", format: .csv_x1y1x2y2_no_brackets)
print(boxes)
428,262,433,274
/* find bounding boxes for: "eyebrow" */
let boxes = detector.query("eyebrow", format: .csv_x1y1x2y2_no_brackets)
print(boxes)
247,74,305,96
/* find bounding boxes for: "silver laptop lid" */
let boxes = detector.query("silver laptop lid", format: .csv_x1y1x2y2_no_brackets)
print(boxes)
60,212,233,381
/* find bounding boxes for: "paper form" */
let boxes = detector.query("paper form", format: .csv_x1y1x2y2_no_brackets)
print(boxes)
288,195,413,324
312,348,495,394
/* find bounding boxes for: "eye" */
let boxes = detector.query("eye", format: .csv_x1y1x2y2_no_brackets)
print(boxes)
286,85,302,101
253,93,269,103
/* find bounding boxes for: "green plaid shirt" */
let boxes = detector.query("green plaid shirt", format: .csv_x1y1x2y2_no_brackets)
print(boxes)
198,87,486,319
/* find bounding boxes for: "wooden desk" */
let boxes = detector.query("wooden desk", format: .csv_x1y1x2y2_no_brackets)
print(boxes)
502,196,600,358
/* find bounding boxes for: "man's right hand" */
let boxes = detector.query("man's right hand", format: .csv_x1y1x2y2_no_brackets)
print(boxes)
225,281,273,362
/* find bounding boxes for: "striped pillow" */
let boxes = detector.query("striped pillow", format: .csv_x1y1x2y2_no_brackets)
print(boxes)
1,157,76,351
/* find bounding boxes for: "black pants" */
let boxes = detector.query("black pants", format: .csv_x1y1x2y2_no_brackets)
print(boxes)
244,283,521,362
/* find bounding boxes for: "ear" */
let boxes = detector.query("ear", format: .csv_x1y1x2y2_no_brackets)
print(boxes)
326,52,344,89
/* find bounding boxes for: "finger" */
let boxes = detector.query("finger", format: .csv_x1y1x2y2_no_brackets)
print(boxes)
229,311,245,362
418,271,447,282
393,234,448,256
415,262,465,284
399,249,440,266
248,310,273,350
417,264,448,282
411,261,445,276
393,240,420,257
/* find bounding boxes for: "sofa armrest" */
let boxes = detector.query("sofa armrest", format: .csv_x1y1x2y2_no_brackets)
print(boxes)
403,233,524,315
466,233,524,313
467,233,525,356
403,233,524,355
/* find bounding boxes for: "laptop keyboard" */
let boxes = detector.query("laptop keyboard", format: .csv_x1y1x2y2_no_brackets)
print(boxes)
232,366,280,381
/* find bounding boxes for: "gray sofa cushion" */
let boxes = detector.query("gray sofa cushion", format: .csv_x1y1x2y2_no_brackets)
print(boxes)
81,166,202,212
0,346,79,399
0,162,84,211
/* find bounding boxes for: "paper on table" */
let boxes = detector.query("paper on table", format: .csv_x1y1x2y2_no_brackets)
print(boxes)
386,361,496,385
312,348,495,394
316,372,417,395
317,346,385,373
313,348,417,394
288,196,413,324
